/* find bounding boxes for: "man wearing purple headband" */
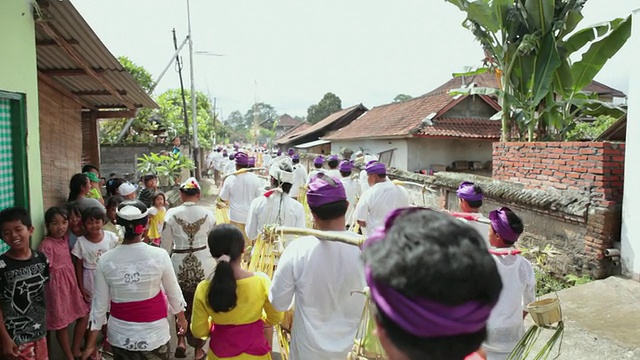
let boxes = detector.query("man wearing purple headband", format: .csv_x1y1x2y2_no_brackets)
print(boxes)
270,174,366,359
326,154,341,179
361,208,502,360
307,156,325,183
219,152,263,248
290,154,308,200
355,161,409,235
484,207,535,360
339,160,361,226
359,154,378,193
457,181,484,213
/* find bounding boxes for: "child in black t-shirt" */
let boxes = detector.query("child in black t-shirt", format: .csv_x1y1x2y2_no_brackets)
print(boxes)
0,207,50,360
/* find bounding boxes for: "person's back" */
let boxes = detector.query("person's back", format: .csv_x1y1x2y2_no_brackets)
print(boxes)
290,159,307,199
220,172,263,224
356,179,409,233
246,192,305,241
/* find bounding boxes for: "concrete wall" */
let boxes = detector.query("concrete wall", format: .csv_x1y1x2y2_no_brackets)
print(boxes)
100,144,189,179
407,138,494,172
330,139,408,170
0,0,45,240
621,8,640,281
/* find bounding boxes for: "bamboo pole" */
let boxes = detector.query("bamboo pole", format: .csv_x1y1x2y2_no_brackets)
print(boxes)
266,226,365,247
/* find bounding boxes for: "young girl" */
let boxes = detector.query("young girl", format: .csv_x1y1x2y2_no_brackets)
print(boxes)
191,224,283,360
146,192,166,247
66,203,84,251
38,207,89,360
103,196,124,245
72,207,118,303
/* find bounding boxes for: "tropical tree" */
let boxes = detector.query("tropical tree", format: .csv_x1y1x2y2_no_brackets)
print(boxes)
393,94,413,103
307,92,342,124
445,0,631,141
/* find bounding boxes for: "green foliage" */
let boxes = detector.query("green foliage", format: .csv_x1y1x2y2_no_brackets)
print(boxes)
118,56,154,93
393,94,413,103
566,115,617,140
520,244,592,296
307,92,342,124
445,0,631,141
137,152,194,186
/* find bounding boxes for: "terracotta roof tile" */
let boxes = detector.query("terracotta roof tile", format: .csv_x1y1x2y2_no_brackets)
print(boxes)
415,118,501,139
276,114,301,127
275,122,311,143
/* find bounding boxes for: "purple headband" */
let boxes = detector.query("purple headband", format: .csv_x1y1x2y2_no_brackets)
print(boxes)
328,155,339,162
287,148,295,155
456,181,483,202
339,160,353,172
365,161,386,175
307,173,346,207
313,156,324,166
489,207,520,242
235,152,249,166
292,154,300,160
362,207,495,338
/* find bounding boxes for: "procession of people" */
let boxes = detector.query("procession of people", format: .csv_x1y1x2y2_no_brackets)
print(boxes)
0,142,535,360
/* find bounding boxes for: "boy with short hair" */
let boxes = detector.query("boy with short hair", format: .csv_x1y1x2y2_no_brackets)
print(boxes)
0,207,50,359
138,174,158,208
484,207,536,360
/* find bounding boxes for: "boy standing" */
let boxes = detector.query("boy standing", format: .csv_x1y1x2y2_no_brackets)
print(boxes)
484,207,536,360
0,208,50,359
138,174,159,208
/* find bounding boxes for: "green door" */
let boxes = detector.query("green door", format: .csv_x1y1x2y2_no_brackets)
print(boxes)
0,91,29,254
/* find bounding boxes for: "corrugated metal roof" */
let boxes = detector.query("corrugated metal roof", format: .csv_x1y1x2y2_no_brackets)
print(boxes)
34,0,157,110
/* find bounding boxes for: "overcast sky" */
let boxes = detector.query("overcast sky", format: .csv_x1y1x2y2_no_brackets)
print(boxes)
72,0,639,118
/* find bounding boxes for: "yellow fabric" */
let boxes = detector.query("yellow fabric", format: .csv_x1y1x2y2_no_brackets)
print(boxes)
87,188,102,200
103,222,123,245
191,275,284,360
148,208,166,239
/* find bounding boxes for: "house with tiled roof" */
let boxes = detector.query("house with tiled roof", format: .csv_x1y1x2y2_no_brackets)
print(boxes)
275,104,368,153
263,114,303,138
324,74,502,172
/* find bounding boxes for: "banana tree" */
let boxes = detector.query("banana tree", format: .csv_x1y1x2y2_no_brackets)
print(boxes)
445,0,631,141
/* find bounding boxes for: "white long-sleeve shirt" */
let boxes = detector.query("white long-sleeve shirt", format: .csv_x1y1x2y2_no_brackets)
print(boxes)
89,243,187,351
359,170,370,193
355,179,409,235
269,233,366,360
219,172,263,223
485,255,536,358
290,164,308,198
245,191,306,241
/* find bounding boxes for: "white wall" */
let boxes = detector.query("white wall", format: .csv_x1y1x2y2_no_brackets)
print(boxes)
331,139,408,170
406,138,494,172
621,9,640,281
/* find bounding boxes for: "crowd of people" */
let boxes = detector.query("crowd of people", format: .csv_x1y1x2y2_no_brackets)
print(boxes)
0,144,535,360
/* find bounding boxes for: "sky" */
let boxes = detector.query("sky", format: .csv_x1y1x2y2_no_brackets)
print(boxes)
71,0,639,119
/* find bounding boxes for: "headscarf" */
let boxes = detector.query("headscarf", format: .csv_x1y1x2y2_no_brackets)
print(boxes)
313,156,324,166
339,160,353,172
365,161,386,175
306,173,346,207
456,181,483,202
489,207,520,243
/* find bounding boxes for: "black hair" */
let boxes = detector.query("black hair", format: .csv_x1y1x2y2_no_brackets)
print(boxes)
151,191,166,206
106,178,126,197
465,185,484,209
82,207,106,224
328,159,339,169
207,224,245,312
82,164,99,173
143,174,157,185
116,200,149,240
179,186,200,197
340,171,352,177
313,163,323,169
106,195,125,209
375,173,386,179
44,207,69,226
66,202,82,218
361,210,502,360
68,173,89,202
236,163,249,169
109,173,117,178
0,207,32,230
502,208,524,245
310,200,349,221
292,158,300,164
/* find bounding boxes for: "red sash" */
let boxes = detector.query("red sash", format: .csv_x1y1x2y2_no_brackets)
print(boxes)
110,291,168,323
209,319,270,357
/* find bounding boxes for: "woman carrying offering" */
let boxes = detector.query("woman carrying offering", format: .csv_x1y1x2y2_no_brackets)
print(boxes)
81,200,188,360
191,224,283,360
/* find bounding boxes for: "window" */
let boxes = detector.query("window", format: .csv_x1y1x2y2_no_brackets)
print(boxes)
0,91,29,254
378,148,395,167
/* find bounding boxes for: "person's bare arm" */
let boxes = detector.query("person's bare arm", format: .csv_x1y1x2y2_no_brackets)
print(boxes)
74,257,90,302
0,307,19,358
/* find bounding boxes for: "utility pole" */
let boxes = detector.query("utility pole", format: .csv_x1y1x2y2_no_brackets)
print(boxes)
172,29,190,140
186,0,200,179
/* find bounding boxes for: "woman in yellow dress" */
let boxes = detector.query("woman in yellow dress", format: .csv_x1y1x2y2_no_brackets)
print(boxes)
191,224,283,360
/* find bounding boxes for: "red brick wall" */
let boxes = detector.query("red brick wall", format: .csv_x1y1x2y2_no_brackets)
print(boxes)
493,142,625,277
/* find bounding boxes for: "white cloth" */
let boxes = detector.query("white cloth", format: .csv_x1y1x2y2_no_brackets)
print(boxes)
212,152,224,170
355,180,409,235
245,192,306,241
219,172,263,223
71,231,118,270
263,154,272,169
326,169,341,179
89,243,187,351
307,169,323,184
484,254,536,358
269,233,366,360
162,202,217,286
290,164,308,198
341,176,361,224
225,160,236,175
220,158,230,173
359,170,370,193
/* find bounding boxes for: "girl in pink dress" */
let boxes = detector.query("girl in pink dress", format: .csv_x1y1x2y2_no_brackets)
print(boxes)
38,207,90,360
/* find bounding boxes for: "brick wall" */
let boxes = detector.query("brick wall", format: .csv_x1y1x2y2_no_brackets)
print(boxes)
39,79,83,209
493,142,625,277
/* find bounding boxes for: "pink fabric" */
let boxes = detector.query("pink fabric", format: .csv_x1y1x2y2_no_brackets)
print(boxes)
209,319,270,357
465,352,484,360
110,291,168,323
39,236,89,330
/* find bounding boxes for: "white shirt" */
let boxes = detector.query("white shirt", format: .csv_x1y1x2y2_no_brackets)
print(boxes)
263,154,272,169
225,160,236,175
340,175,360,206
71,231,118,269
213,152,225,170
219,172,263,223
89,243,187,351
307,169,323,184
485,254,536,356
245,192,306,241
326,169,341,179
290,164,308,198
355,180,409,235
270,233,366,360
359,170,370,193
